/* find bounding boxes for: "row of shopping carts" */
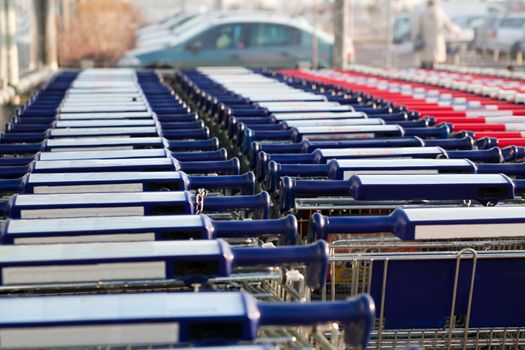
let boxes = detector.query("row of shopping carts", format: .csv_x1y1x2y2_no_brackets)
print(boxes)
172,66,525,349
0,68,375,349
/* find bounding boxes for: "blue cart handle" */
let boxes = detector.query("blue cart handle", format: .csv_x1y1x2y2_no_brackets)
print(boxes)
370,112,408,121
232,240,328,288
243,129,293,154
0,178,23,195
204,192,270,219
170,148,227,162
258,294,375,349
392,118,430,128
308,212,394,241
213,214,298,245
12,116,54,124
167,137,219,151
4,120,204,133
266,161,331,192
242,128,293,144
176,158,240,175
156,120,205,130
187,172,256,195
0,143,42,154
448,147,503,163
0,165,29,178
501,146,525,162
0,132,46,143
403,124,450,138
161,127,210,140
279,176,351,212
256,152,315,181
5,123,49,132
0,157,34,166
249,142,304,168
475,137,499,149
514,179,525,192
476,163,525,176
157,112,199,122
424,136,474,150
260,151,315,164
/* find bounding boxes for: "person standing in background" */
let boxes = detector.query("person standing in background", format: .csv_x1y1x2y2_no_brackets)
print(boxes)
414,0,459,68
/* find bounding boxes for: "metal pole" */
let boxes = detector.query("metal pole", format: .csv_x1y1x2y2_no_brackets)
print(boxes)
0,0,7,89
311,0,319,69
61,0,70,32
28,0,40,70
349,0,354,39
333,0,349,69
5,0,18,87
45,0,58,69
384,0,393,68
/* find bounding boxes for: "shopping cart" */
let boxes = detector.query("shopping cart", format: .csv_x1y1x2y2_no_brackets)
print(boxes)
283,68,525,150
264,158,525,193
0,190,271,219
0,214,299,245
255,147,510,182
0,157,241,178
279,173,525,213
0,136,220,155
247,135,477,170
320,248,525,349
0,291,374,349
0,239,328,296
0,171,256,195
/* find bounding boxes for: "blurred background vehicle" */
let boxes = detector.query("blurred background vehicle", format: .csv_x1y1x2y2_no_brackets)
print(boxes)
491,14,525,58
393,15,411,44
473,15,502,53
393,1,503,47
118,12,351,68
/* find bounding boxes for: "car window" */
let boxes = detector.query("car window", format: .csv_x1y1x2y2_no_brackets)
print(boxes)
499,18,525,29
453,16,482,28
248,23,300,47
188,23,246,50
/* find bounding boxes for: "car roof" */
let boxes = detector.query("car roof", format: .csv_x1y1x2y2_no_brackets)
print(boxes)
176,12,332,42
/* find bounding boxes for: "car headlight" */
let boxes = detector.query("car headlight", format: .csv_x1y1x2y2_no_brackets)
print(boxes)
117,55,141,67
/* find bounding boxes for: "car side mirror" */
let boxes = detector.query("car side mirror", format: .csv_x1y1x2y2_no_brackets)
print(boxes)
185,41,202,53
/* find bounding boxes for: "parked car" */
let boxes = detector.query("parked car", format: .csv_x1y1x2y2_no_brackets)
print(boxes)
393,13,480,47
491,14,525,57
119,12,352,69
473,16,502,53
393,15,411,44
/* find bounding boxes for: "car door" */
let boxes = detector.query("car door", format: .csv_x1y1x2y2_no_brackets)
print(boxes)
176,22,247,67
237,23,305,68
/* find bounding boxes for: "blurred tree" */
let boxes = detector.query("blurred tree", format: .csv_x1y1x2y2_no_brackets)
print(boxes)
57,0,141,67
